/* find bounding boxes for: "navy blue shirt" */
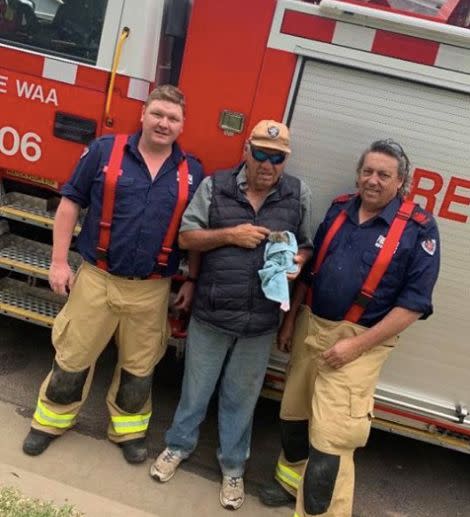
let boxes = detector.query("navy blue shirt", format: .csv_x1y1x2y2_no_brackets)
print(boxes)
303,195,440,327
61,132,204,277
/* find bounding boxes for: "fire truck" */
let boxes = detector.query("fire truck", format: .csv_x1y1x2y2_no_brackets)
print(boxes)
1,0,470,454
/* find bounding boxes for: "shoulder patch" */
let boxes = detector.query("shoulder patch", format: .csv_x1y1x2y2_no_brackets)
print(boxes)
421,238,437,256
332,193,356,204
79,146,89,159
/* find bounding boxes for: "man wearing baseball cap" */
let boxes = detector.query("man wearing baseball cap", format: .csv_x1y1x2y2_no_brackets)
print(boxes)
150,120,313,510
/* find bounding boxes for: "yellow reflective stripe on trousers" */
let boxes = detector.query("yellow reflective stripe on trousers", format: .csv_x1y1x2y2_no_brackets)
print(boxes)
111,412,152,434
276,462,301,490
33,400,76,429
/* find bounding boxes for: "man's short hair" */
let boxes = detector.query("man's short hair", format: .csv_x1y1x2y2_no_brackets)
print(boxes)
356,139,411,196
145,84,185,115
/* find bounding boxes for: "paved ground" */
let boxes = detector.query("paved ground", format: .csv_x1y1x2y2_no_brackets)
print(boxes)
1,315,470,516
0,400,290,517
0,316,291,517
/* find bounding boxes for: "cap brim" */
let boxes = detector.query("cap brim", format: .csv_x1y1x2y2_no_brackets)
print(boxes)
250,139,291,154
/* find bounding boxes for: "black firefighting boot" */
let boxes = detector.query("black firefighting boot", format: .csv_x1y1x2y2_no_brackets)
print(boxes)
120,438,148,464
22,429,56,456
259,479,296,507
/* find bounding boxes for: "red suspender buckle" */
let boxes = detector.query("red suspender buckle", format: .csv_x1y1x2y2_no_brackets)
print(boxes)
96,134,128,271
155,157,189,271
352,288,374,309
396,205,412,220
344,199,416,323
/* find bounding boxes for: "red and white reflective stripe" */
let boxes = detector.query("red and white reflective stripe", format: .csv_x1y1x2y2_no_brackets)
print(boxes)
269,1,470,74
279,10,441,66
126,78,151,101
31,55,151,100
42,58,77,84
374,402,470,438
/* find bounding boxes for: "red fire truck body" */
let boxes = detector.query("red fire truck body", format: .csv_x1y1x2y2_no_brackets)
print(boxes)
1,0,470,453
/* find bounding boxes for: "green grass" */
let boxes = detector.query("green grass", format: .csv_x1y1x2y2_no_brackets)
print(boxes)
0,486,83,516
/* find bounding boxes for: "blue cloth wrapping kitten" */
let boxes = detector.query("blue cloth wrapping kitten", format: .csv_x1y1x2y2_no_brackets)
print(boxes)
258,231,298,311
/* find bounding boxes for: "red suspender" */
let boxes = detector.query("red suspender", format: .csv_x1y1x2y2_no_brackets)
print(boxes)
96,135,190,276
305,210,348,306
344,199,415,323
96,134,128,271
307,199,415,322
153,157,189,273
313,211,348,275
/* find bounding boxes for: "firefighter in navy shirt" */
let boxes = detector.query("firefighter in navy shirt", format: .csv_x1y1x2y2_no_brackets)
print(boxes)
23,85,204,464
260,140,440,517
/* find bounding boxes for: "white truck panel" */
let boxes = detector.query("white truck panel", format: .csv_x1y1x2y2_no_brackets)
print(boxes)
96,0,164,81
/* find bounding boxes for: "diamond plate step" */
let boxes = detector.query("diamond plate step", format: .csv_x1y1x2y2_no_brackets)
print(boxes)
0,278,65,327
0,192,81,234
0,234,81,279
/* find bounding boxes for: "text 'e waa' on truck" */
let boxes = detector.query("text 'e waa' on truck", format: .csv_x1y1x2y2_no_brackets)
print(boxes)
0,0,469,454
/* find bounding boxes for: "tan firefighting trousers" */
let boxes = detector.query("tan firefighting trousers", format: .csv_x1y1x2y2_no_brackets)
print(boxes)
276,306,396,517
31,262,170,443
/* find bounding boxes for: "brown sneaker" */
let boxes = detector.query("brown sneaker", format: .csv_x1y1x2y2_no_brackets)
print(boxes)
220,476,245,510
150,447,184,482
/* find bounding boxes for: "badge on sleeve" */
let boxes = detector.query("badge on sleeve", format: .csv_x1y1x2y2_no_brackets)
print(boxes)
177,171,193,185
421,238,437,256
80,146,89,159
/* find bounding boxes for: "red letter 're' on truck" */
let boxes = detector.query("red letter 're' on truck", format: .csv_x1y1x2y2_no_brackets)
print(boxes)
409,168,443,214
439,176,470,224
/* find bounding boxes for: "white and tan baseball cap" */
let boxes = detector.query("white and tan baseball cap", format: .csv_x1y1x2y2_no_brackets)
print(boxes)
249,120,291,154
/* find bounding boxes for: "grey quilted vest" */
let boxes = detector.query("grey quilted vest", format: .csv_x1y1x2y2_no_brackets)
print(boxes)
192,166,302,337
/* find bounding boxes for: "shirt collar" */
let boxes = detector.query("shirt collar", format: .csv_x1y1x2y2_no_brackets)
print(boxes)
235,163,283,195
236,164,249,191
128,131,141,152
345,194,402,226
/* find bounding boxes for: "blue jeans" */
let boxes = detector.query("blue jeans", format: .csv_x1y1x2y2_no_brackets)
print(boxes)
165,316,275,477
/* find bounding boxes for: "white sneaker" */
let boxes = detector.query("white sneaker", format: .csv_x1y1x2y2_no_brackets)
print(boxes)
149,447,183,483
220,475,245,510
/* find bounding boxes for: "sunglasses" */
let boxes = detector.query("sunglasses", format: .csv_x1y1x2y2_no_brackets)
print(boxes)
250,145,286,165
375,139,410,173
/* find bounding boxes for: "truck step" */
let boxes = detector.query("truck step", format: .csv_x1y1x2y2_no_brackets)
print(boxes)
0,278,65,327
0,192,80,234
0,234,81,279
